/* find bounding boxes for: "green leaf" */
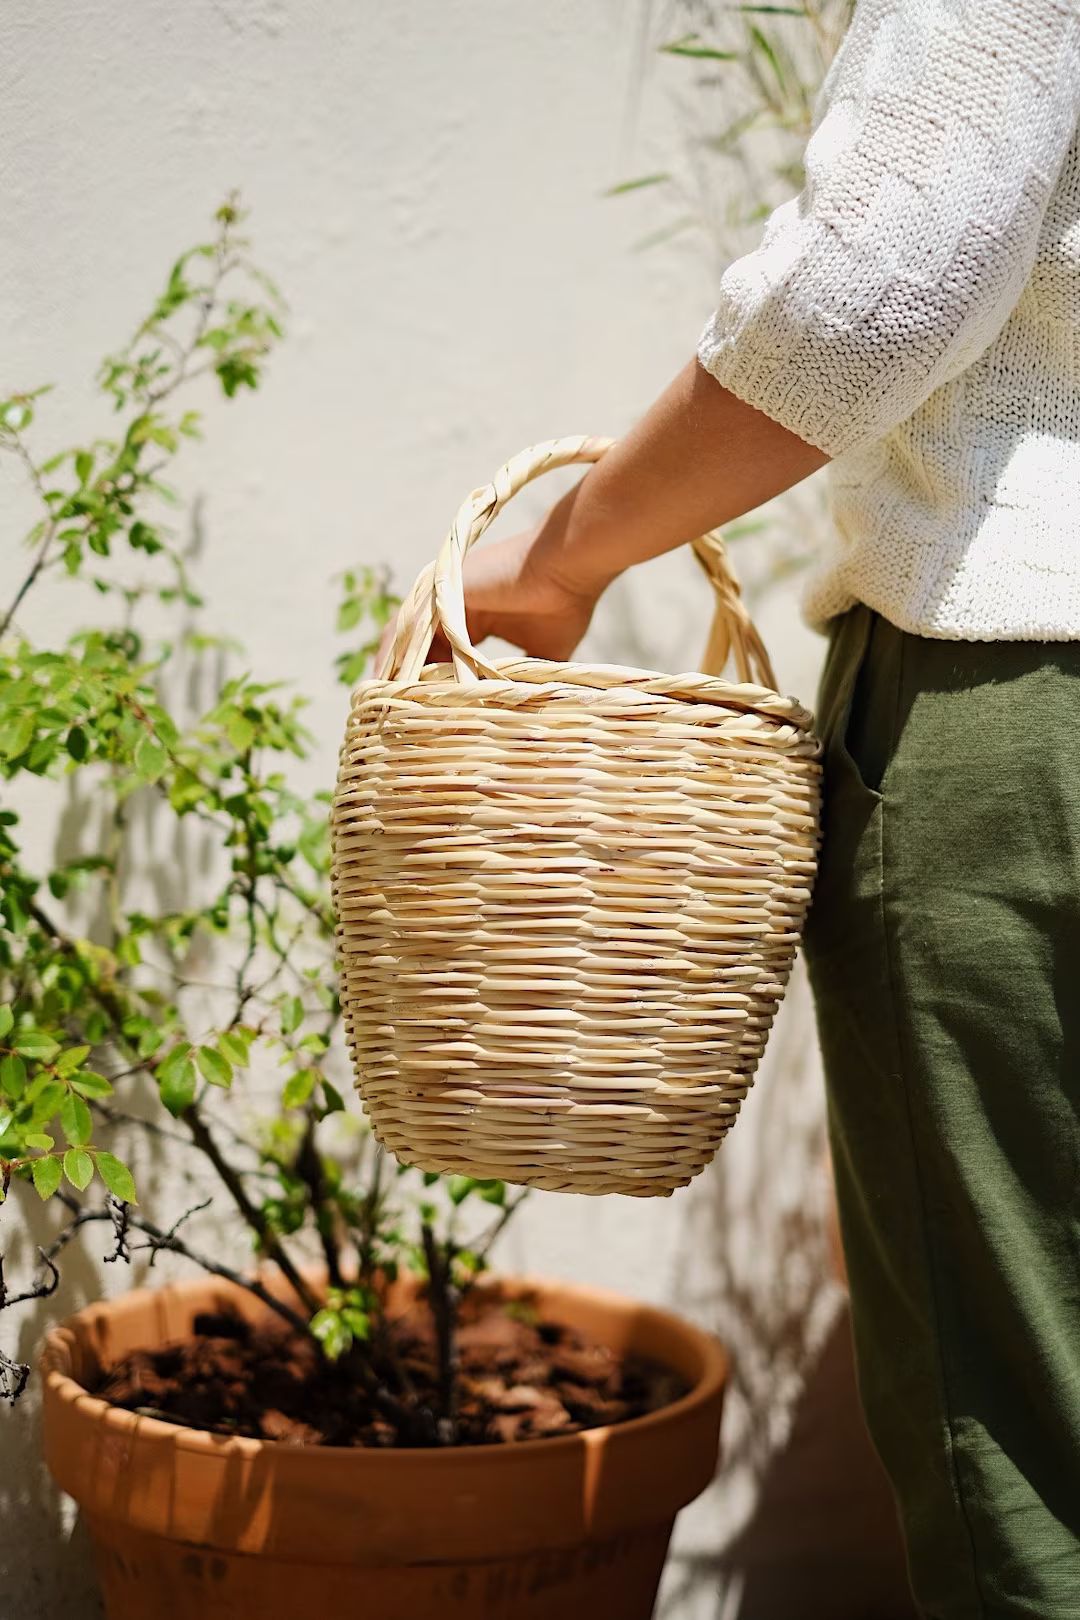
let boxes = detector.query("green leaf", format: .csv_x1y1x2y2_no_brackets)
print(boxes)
0,1005,12,1040
749,24,786,93
218,1031,251,1068
196,1045,232,1089
63,1148,94,1191
60,1091,93,1146
604,172,672,197
282,1070,314,1109
14,1029,59,1063
225,712,256,752
71,1070,113,1099
0,1054,27,1099
55,1044,91,1076
28,1079,63,1118
0,714,35,759
310,1308,351,1361
660,33,738,59
159,1059,196,1116
128,520,163,555
319,1080,345,1115
75,449,94,486
157,1045,196,1116
96,1151,137,1204
32,1156,62,1200
24,1132,54,1150
157,1042,190,1083
280,996,303,1036
136,1024,164,1058
66,725,89,762
134,733,167,782
2,401,32,432
447,1175,475,1207
340,1305,371,1340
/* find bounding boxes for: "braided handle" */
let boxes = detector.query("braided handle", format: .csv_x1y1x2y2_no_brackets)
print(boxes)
379,435,777,691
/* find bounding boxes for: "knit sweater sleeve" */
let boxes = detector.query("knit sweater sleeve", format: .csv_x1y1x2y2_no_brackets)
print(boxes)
697,0,1080,459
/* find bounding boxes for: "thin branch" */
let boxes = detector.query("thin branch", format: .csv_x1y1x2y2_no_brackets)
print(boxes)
295,1119,344,1289
22,896,321,1317
0,1349,29,1405
421,1221,459,1443
6,1198,313,1342
183,1106,321,1316
0,1247,60,1311
130,1196,211,1267
105,1195,131,1263
0,434,60,639
356,1142,386,1285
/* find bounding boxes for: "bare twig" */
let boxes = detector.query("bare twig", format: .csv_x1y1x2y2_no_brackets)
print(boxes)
0,1349,29,1405
0,1246,60,1311
130,1196,211,1267
4,1197,313,1343
105,1195,131,1264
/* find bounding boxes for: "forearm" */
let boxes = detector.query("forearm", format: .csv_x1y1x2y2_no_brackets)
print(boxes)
532,359,828,598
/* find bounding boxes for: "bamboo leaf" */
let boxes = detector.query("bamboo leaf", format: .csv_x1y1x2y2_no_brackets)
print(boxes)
661,33,739,59
604,173,672,197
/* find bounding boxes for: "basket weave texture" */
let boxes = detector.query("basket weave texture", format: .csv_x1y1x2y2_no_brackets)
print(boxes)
332,437,821,1196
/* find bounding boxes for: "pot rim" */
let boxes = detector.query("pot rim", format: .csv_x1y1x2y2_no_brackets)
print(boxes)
41,1270,728,1464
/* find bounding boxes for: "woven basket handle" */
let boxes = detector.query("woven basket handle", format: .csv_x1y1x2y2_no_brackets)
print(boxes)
380,434,777,690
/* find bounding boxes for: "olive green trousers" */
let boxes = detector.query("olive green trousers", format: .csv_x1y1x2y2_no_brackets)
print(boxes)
804,606,1080,1619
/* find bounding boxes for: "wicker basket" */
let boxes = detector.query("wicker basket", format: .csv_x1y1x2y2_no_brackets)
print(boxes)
331,437,821,1196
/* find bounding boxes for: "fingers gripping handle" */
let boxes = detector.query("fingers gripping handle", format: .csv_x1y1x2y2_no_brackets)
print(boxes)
382,436,611,684
378,435,777,691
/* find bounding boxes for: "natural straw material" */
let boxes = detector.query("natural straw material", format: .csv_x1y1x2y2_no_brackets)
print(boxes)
332,437,821,1196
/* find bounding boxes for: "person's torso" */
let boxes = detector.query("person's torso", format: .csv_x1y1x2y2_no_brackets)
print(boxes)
807,132,1080,642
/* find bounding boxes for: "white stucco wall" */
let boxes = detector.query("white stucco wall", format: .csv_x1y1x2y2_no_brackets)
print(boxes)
1,4,909,1617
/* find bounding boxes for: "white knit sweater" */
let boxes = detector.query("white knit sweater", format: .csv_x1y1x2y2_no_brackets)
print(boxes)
697,0,1080,640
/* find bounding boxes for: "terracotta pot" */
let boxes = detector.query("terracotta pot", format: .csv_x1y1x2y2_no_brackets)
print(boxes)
41,1272,727,1620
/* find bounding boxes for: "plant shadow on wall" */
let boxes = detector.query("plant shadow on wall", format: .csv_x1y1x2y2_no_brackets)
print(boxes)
617,0,857,613
613,7,914,1616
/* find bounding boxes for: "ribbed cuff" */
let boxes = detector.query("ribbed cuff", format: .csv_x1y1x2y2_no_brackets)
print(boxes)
696,307,870,461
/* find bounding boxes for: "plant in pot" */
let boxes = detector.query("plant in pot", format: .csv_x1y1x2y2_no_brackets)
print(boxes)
0,202,726,1620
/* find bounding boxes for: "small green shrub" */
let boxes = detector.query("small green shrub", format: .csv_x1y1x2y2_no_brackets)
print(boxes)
0,200,522,1433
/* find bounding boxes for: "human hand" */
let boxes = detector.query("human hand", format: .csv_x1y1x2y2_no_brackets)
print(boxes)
378,495,603,673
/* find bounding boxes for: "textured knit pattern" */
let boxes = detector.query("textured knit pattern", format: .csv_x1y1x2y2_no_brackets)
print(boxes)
698,0,1080,640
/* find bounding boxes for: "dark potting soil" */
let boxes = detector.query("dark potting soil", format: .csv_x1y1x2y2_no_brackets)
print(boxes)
94,1295,687,1448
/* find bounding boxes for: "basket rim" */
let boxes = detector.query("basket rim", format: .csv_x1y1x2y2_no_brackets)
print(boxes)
351,656,816,733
